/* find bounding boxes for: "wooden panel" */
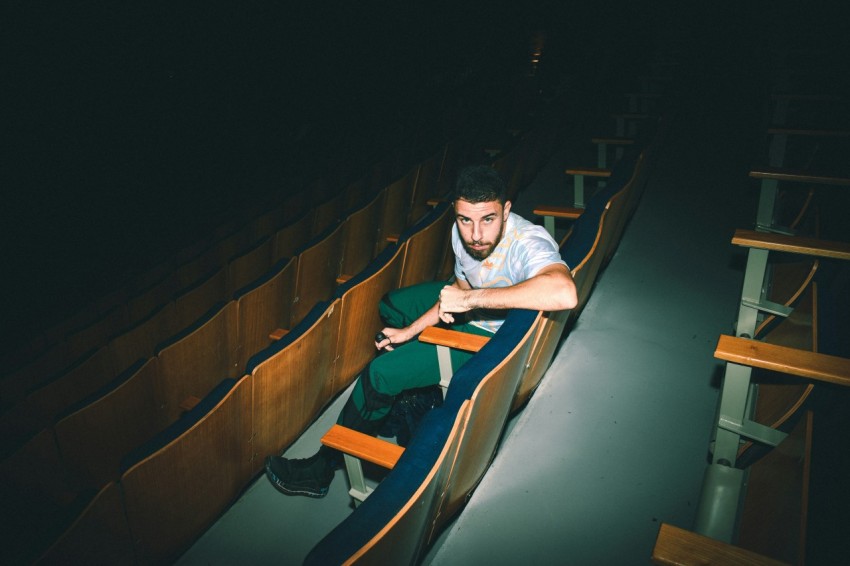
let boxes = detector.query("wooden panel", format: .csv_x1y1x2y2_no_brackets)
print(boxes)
652,523,787,566
226,237,273,297
126,273,179,324
738,411,813,565
714,334,850,386
432,317,538,527
172,268,228,331
271,212,313,262
108,302,177,375
334,246,405,391
27,346,115,426
0,341,69,412
408,149,443,226
251,301,341,468
732,229,850,260
64,305,129,363
399,205,454,288
377,168,417,254
291,221,346,327
155,302,240,424
55,358,164,490
513,309,566,411
312,191,347,238
121,375,253,564
340,190,385,278
37,482,136,565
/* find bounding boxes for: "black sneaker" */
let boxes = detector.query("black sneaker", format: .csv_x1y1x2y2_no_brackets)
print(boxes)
264,453,335,498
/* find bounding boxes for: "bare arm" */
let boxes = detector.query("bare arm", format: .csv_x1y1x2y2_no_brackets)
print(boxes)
375,279,467,350
438,263,577,323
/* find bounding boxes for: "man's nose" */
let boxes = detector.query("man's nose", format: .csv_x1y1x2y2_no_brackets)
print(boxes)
472,222,482,241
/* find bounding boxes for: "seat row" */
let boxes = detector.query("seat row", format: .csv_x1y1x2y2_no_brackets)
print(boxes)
655,67,850,565
304,110,668,564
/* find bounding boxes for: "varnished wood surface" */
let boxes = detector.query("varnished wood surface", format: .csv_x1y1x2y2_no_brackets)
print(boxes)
748,167,850,186
715,334,850,386
418,326,490,352
732,229,850,260
532,205,584,219
321,424,404,469
564,166,612,177
652,523,789,566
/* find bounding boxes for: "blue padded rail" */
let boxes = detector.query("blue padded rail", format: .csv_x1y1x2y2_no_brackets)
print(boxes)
304,308,538,565
118,377,238,474
244,300,333,375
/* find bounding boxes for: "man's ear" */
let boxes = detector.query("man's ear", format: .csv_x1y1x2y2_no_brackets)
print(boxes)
503,200,512,219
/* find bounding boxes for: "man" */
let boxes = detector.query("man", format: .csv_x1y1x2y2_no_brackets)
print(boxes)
265,165,577,498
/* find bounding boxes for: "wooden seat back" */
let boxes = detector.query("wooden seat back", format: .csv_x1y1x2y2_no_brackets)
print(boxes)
54,358,164,490
248,300,342,471
154,301,239,425
171,267,228,332
290,219,346,327
270,211,313,263
333,245,406,393
431,310,540,528
339,189,386,280
225,235,273,297
398,202,454,288
233,257,297,371
408,146,444,226
376,166,418,254
120,375,253,564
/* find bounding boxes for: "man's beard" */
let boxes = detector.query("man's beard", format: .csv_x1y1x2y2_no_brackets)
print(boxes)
461,223,505,261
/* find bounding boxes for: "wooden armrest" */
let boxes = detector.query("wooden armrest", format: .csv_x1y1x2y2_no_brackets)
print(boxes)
269,328,289,341
386,233,400,244
321,424,404,469
336,274,353,285
426,197,445,206
591,136,635,145
179,396,201,412
732,229,850,260
749,167,850,186
715,334,850,387
652,523,787,566
767,127,850,137
419,326,490,353
533,206,584,220
565,167,612,177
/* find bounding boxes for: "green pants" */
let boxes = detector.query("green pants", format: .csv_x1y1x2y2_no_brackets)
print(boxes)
345,280,492,424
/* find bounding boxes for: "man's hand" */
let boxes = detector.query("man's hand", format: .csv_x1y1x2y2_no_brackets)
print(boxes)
438,285,471,324
374,326,415,351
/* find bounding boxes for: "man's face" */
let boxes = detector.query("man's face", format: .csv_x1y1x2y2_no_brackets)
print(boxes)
454,198,511,261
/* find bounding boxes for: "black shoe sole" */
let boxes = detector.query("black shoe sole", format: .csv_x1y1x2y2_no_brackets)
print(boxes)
264,457,330,498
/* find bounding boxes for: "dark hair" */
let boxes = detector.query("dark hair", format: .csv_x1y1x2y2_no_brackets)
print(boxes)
452,165,507,205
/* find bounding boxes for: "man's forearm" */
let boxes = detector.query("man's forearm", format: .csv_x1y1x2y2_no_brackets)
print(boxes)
441,265,578,313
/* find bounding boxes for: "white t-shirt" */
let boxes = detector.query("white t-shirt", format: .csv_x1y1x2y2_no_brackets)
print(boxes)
452,212,566,333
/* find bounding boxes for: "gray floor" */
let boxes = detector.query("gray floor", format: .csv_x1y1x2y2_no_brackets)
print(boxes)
178,60,766,565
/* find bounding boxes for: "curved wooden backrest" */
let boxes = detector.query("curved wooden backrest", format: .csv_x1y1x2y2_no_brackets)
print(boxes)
249,300,342,469
172,267,228,332
408,147,444,226
54,357,163,490
312,189,348,238
233,257,297,371
376,166,418,254
37,481,135,565
121,375,253,564
271,211,313,263
333,244,406,392
108,301,178,378
343,402,471,566
340,189,386,279
431,311,540,527
155,301,239,425
398,202,453,288
63,305,129,364
226,235,273,297
513,308,569,411
291,219,347,327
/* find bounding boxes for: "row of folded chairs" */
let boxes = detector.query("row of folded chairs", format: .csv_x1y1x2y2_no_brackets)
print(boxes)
0,95,567,563
653,50,850,565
